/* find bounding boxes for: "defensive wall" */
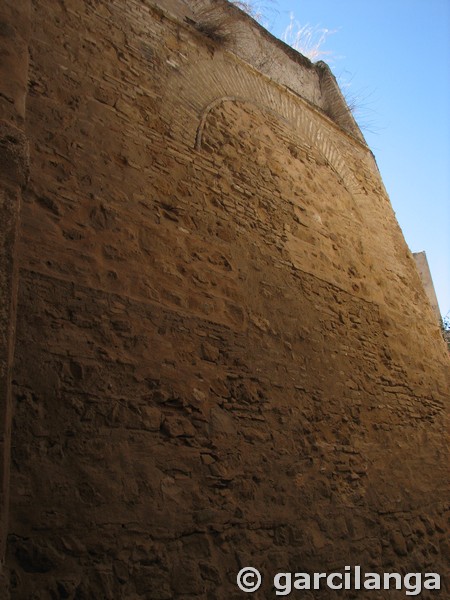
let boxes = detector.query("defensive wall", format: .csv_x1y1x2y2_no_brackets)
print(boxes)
0,0,449,598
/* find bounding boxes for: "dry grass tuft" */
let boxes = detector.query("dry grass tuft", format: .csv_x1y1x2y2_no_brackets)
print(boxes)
194,4,241,45
282,14,337,62
193,0,271,45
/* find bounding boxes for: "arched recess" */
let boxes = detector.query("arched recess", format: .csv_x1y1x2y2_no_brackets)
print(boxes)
162,52,365,198
194,96,371,297
195,95,362,198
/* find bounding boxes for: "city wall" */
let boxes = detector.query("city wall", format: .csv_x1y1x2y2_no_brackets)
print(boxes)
0,1,448,597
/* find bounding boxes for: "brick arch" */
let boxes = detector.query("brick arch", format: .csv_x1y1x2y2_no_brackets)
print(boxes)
163,53,364,197
195,95,363,197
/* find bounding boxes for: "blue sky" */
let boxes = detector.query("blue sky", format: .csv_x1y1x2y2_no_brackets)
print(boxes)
259,0,450,318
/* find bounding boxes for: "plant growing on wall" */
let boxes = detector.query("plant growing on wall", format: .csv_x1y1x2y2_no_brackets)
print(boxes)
282,13,336,62
440,312,450,352
193,0,273,43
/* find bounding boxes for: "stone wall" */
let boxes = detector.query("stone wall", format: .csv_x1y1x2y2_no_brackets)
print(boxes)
1,1,449,598
0,0,31,587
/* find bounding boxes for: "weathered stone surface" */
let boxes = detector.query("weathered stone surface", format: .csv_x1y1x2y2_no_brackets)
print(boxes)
0,3,31,591
1,0,449,598
0,122,29,187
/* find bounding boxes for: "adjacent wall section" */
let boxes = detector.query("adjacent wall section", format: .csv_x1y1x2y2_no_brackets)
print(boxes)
3,1,449,598
413,251,441,322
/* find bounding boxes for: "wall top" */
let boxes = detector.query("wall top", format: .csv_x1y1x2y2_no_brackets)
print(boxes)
149,0,366,145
